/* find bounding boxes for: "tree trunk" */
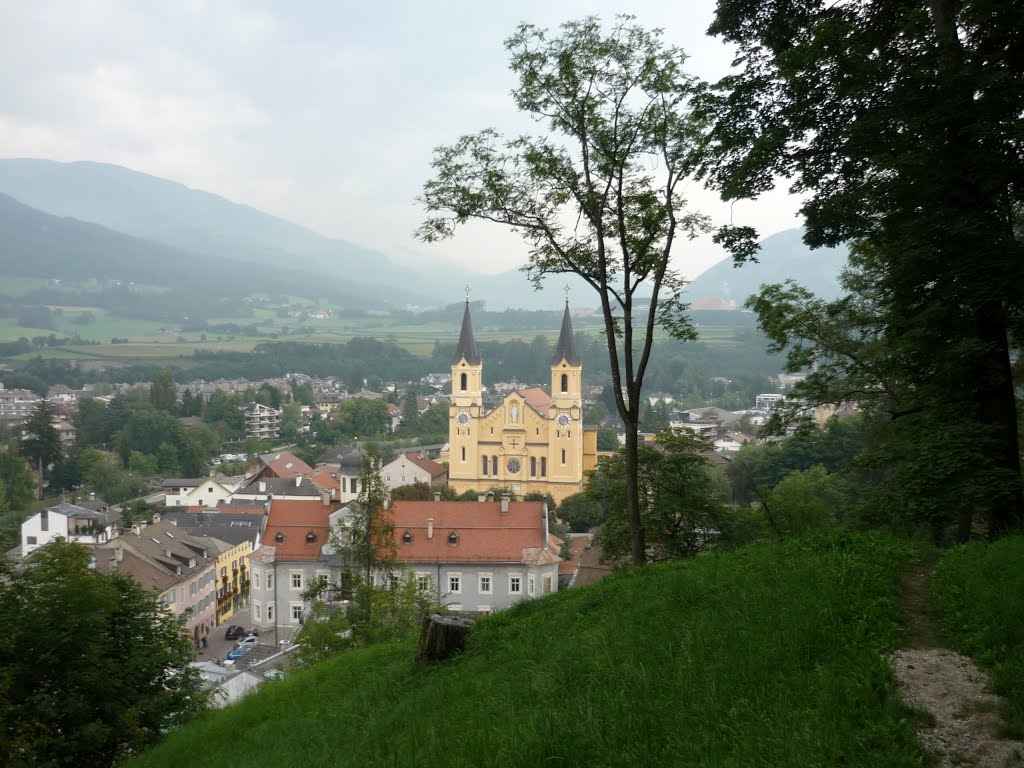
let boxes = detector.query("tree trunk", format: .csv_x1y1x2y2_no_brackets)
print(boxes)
973,306,1024,539
623,421,646,565
416,613,474,662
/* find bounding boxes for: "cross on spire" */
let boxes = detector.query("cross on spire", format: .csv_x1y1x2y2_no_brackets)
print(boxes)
465,284,471,302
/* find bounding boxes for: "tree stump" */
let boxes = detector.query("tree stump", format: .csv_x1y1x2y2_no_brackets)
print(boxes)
416,613,474,662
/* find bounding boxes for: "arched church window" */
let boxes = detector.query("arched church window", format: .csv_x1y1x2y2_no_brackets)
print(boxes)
561,374,568,392
460,373,467,391
541,457,547,477
491,455,498,475
482,456,489,475
530,457,537,476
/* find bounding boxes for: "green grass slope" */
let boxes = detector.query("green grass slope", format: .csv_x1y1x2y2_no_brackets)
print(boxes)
932,535,1024,738
132,533,927,768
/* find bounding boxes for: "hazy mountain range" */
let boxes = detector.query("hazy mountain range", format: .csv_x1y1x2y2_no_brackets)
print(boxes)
0,158,847,310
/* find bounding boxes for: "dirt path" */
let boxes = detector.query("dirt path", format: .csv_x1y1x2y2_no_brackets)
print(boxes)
891,563,1024,767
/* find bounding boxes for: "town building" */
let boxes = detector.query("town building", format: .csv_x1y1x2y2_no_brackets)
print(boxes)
380,452,448,493
21,502,121,557
93,516,218,647
447,301,597,503
242,402,280,440
388,497,562,613
160,509,265,626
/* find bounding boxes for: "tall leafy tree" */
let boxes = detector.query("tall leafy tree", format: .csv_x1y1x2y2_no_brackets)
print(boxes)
20,399,64,498
698,0,1024,537
149,369,178,414
419,17,714,564
0,542,207,765
74,397,110,447
401,385,420,431
0,445,36,512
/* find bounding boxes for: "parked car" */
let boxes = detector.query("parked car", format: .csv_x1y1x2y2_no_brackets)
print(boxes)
225,645,252,661
234,636,259,651
224,625,244,640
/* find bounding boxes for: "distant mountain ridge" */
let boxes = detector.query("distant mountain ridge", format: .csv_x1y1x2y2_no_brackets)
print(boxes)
0,158,444,302
0,193,424,310
685,229,848,304
0,159,847,311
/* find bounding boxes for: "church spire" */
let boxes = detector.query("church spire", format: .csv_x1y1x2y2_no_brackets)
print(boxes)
551,301,581,365
452,300,481,365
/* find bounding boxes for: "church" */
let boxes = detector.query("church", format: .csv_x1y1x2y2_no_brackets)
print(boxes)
447,301,598,504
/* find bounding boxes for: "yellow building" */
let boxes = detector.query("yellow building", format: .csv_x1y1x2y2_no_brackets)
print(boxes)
448,301,597,504
214,539,251,625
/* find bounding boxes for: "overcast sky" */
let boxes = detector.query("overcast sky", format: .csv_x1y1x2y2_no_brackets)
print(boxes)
0,0,804,279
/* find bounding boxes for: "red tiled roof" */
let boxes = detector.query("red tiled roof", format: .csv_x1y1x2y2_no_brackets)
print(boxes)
522,386,552,416
264,453,314,478
403,452,447,479
264,498,338,561
390,500,556,565
309,471,341,492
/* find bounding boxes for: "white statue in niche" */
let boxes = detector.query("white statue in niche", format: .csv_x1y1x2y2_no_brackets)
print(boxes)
510,403,519,423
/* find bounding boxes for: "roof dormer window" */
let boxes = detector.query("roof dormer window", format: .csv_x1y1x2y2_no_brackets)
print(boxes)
275,532,285,543
305,531,317,544
448,532,459,545
402,531,413,544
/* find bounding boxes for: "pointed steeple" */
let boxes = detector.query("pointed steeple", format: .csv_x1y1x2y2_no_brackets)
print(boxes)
452,301,481,365
551,301,581,365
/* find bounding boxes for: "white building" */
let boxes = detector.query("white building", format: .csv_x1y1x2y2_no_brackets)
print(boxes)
242,402,280,440
162,476,242,507
21,502,121,556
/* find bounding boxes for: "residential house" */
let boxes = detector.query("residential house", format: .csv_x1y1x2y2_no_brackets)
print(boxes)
160,509,265,625
387,402,402,432
713,433,750,453
380,452,448,493
385,497,562,614
93,516,218,647
0,385,39,425
248,498,341,644
233,474,338,504
162,475,242,507
242,402,280,440
245,452,314,484
21,502,122,556
755,393,785,411
321,447,367,503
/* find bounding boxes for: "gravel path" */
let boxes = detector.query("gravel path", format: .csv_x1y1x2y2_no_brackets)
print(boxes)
892,565,1024,767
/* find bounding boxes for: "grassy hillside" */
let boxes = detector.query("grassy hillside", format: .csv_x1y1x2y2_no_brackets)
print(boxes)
132,533,927,768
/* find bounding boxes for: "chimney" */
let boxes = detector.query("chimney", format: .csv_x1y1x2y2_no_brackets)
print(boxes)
259,481,266,493
295,476,301,487
152,513,161,524
321,491,331,506
114,543,123,563
170,519,177,527
486,491,495,502
132,523,143,536
433,492,441,502
500,494,510,513
478,494,487,503
383,498,390,510
427,518,433,540
89,492,95,501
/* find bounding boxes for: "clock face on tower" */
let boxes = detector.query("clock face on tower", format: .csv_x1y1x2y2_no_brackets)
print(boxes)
457,411,470,425
556,413,571,428
506,458,521,474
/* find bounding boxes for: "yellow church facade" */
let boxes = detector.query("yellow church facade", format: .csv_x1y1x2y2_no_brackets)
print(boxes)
447,301,597,504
